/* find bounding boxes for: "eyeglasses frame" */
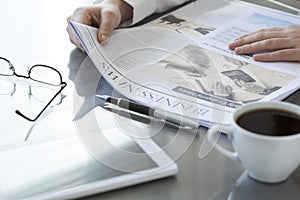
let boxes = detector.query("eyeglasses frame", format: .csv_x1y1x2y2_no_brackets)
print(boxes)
0,57,67,122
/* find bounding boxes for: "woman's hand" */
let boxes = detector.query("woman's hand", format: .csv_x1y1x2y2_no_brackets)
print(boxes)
66,0,132,51
229,25,300,62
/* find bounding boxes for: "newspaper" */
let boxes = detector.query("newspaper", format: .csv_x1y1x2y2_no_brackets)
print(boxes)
70,0,300,127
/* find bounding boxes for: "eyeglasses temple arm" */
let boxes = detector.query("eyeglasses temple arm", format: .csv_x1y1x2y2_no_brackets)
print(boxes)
15,82,67,122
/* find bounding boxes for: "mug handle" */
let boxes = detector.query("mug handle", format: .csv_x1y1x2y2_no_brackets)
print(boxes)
207,124,239,161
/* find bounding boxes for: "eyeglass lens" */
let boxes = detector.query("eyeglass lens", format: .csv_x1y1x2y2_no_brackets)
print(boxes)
0,58,14,76
0,77,15,95
29,65,62,86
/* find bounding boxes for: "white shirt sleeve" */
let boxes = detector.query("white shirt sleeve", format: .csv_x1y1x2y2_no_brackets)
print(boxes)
122,0,190,26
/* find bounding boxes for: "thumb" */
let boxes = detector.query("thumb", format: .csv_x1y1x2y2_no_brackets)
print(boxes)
97,9,121,45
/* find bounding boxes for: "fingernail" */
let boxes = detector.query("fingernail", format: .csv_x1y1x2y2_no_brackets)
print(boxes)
235,47,242,54
100,34,109,45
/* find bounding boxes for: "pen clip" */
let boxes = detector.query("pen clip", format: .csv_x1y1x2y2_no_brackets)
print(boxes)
104,103,194,130
104,103,152,124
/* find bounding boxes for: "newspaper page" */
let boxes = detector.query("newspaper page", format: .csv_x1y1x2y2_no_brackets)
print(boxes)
70,0,300,127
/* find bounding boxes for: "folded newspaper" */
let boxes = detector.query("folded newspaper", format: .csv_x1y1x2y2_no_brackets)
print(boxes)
70,0,300,127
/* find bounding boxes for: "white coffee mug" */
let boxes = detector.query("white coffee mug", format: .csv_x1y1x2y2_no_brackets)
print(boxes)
207,101,300,183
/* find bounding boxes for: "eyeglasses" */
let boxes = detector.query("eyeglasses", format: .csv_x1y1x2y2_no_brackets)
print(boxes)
0,57,67,122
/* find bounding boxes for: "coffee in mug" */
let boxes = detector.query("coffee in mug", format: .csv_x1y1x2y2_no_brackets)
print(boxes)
237,108,300,136
207,101,300,183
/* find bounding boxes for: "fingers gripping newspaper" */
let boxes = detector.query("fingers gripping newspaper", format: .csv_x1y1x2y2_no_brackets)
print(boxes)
70,0,300,127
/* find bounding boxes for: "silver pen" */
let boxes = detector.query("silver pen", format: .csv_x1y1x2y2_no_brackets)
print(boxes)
96,95,199,129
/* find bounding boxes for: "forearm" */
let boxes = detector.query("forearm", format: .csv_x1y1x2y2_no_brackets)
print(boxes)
102,0,133,23
123,0,191,26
